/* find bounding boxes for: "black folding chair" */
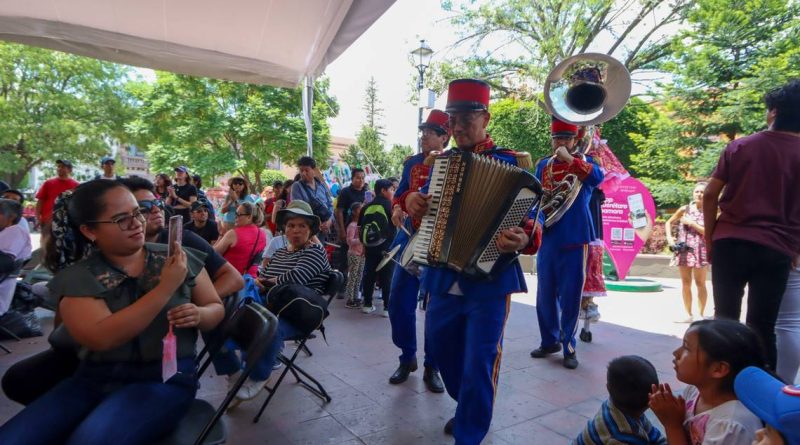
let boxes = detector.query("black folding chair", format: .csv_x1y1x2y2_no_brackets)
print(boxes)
195,293,242,378
156,303,278,445
253,270,344,423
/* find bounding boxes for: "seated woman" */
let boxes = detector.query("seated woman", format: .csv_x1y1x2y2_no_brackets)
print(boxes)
0,180,224,445
214,201,268,277
220,200,331,402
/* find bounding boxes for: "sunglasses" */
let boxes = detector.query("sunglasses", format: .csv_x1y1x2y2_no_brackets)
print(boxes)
87,209,146,231
137,199,164,213
235,212,251,217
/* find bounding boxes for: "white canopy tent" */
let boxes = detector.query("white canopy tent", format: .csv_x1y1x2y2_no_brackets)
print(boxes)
0,0,397,155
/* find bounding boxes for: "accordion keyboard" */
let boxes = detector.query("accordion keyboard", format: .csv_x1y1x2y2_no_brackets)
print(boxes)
413,156,448,265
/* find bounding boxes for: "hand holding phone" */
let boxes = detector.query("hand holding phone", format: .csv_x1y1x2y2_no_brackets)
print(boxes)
167,215,183,257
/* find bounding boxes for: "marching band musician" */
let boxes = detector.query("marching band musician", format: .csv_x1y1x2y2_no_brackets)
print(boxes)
404,79,541,445
386,110,450,393
530,117,603,370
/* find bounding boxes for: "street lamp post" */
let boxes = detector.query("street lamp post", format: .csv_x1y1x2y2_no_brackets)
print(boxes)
411,39,433,153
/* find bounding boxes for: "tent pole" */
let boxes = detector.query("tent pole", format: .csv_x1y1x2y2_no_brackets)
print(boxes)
302,76,314,157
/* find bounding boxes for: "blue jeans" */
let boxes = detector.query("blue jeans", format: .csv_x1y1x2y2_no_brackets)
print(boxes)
211,320,303,381
0,358,197,445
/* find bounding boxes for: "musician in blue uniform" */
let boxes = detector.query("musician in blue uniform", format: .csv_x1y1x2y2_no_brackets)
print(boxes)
404,79,540,445
387,110,450,392
530,118,603,370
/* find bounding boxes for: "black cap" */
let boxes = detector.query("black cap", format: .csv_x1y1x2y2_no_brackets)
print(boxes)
56,160,73,169
174,166,189,174
0,180,8,193
1,189,24,202
191,201,208,212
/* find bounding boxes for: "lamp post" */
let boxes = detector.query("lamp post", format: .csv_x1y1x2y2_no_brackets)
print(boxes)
411,39,433,152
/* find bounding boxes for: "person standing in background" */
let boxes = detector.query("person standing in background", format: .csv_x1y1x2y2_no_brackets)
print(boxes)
166,166,197,223
35,159,79,251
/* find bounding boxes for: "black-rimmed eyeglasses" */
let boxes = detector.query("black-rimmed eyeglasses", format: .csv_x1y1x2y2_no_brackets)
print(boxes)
87,210,146,230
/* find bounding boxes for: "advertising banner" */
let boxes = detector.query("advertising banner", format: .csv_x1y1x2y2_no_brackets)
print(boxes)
601,176,656,280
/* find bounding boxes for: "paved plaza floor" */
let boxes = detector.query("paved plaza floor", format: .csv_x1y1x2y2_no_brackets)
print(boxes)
1,271,725,444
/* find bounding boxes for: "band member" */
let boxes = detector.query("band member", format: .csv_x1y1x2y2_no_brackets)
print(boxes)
387,109,449,392
404,79,540,445
531,118,603,369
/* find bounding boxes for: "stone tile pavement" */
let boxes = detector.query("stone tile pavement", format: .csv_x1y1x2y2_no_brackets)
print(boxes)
0,274,718,444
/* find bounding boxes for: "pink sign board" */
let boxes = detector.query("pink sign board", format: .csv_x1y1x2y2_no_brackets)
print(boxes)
601,177,657,280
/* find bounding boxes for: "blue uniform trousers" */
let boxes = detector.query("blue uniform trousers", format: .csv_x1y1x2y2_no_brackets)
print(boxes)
426,291,510,445
536,240,588,355
388,229,435,367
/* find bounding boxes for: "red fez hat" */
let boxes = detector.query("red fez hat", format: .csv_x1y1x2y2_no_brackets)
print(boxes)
419,109,450,135
551,117,579,137
446,79,490,113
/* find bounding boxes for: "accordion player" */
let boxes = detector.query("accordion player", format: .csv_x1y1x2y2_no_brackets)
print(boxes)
409,150,543,279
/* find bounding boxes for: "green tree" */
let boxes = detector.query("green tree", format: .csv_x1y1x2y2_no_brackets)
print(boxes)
0,43,133,187
385,144,414,179
128,74,338,191
343,125,389,176
630,0,799,206
487,96,656,168
362,76,385,136
430,0,690,96
343,80,394,176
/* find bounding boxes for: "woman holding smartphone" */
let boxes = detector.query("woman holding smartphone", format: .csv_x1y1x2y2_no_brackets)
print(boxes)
666,181,709,322
0,179,224,445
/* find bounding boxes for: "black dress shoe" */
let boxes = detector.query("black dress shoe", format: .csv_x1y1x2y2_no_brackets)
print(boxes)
423,366,445,393
530,344,561,358
563,353,579,369
444,417,455,435
389,361,418,384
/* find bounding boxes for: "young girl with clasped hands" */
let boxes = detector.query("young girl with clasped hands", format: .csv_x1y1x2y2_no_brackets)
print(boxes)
649,319,765,445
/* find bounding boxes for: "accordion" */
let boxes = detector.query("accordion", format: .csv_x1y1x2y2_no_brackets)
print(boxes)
410,150,543,278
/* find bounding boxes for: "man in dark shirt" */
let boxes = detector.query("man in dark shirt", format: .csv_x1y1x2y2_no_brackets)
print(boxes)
167,166,198,223
704,79,800,370
186,201,220,245
335,168,367,241
333,168,367,282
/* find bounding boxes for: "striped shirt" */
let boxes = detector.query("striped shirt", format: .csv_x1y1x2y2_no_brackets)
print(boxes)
574,400,666,445
259,243,331,294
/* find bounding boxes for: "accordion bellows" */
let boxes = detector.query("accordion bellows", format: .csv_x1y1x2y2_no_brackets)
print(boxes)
412,151,543,279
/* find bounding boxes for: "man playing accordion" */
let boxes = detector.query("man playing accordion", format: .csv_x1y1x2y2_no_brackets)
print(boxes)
404,79,541,445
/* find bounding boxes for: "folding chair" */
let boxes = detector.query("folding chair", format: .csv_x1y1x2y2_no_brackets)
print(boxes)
156,303,278,445
253,270,344,423
195,292,242,378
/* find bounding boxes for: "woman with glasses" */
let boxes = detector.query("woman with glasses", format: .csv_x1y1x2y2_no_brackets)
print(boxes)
0,180,224,445
221,177,256,233
213,201,267,278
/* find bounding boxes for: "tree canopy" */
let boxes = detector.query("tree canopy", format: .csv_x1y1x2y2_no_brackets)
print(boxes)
127,73,338,190
0,43,133,187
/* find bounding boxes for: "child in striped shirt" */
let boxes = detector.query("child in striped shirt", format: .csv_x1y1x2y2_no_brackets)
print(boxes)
574,355,666,445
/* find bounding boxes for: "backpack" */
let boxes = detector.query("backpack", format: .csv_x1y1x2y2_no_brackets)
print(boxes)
359,203,390,248
266,282,330,338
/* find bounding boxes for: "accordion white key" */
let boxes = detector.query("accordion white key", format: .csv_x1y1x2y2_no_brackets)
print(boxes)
411,150,543,278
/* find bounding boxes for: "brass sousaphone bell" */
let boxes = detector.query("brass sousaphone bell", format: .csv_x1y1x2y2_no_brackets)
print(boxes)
539,53,631,227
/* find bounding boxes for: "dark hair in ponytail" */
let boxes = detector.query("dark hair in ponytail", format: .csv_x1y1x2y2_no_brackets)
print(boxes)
690,319,766,392
44,180,128,272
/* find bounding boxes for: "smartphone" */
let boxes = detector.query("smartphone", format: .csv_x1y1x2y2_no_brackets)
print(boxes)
167,215,183,257
627,193,647,229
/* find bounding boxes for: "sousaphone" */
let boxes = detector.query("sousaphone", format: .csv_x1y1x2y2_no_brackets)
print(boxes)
539,53,631,227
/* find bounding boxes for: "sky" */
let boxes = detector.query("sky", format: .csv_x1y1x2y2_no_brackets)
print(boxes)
324,1,457,149
322,1,678,150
